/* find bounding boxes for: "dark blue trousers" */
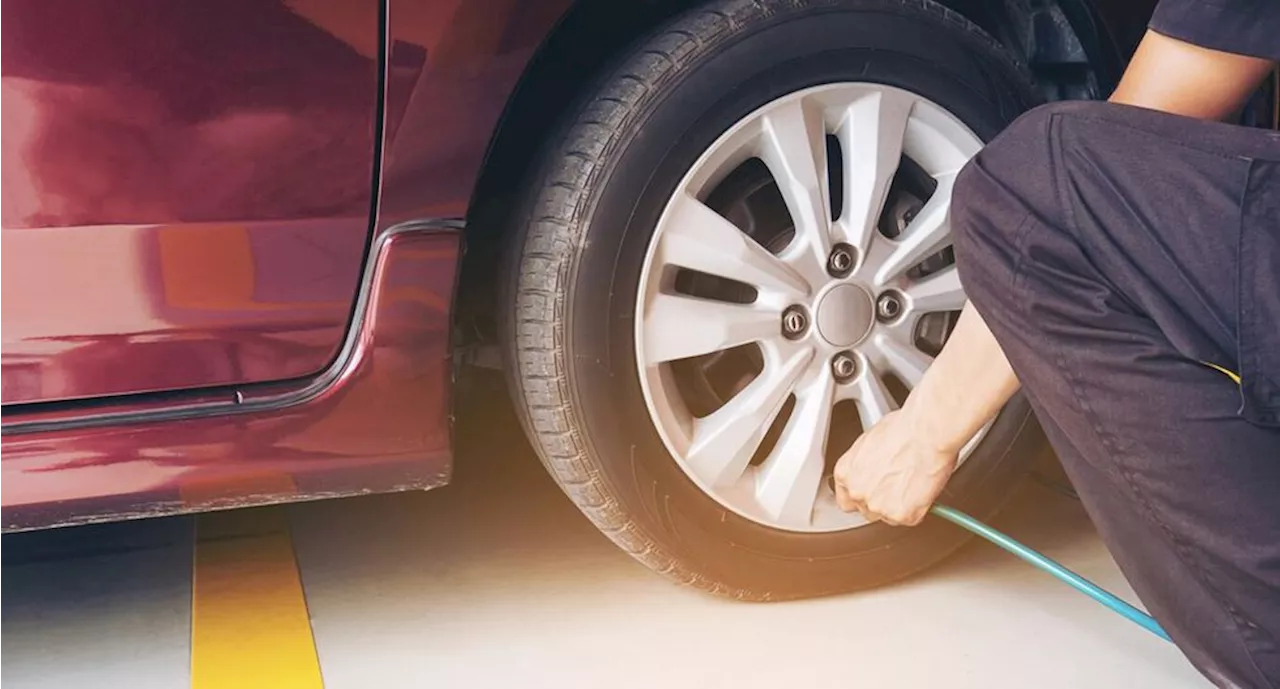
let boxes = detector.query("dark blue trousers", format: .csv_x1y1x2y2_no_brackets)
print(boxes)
953,101,1280,689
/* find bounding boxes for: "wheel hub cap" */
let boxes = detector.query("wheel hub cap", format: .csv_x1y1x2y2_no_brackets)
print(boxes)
815,284,875,347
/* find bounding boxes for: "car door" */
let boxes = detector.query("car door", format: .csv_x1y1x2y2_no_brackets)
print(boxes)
1,0,381,404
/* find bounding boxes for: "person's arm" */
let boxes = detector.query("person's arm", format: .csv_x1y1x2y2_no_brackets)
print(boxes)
833,28,1276,526
1111,30,1275,121
900,306,1018,455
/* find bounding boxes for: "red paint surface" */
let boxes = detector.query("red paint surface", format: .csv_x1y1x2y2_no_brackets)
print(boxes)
1,220,367,402
376,0,569,224
2,229,459,530
0,0,570,528
1,0,381,402
1,0,568,405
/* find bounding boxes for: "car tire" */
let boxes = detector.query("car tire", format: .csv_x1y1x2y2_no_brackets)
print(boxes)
503,0,1046,599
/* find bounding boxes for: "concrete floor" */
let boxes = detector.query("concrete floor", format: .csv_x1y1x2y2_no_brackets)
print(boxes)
3,377,1212,689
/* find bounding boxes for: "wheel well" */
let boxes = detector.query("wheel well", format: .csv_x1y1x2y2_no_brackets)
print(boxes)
454,0,1108,351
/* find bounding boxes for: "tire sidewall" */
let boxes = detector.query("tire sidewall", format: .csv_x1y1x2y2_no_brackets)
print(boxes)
548,1,1043,593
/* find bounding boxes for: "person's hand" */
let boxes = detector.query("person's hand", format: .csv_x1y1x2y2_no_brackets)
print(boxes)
832,409,960,526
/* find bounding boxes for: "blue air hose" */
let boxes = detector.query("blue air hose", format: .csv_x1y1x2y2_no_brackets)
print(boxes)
929,504,1172,643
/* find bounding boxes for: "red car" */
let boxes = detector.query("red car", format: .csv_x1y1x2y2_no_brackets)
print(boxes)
3,0,1275,598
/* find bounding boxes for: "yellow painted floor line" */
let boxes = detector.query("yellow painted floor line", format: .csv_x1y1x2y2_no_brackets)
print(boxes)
191,508,324,689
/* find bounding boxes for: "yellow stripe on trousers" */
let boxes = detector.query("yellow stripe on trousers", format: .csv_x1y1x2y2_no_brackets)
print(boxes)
191,507,323,689
1201,360,1242,385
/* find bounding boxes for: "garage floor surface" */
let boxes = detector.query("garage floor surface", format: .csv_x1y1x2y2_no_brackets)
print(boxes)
3,377,1211,689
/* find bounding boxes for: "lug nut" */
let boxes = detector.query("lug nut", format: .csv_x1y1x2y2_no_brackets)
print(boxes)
826,243,857,278
781,305,809,339
876,291,904,322
831,351,858,383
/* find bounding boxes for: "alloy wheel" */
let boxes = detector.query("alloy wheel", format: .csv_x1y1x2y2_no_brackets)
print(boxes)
634,83,989,533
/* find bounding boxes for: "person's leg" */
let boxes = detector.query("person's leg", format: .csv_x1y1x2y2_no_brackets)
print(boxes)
952,101,1280,689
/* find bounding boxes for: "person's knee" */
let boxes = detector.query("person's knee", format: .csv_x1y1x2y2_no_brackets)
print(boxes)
955,100,1120,208
953,104,1054,231
954,99,1167,299
955,99,1107,194
948,120,1042,306
950,165,1015,312
951,102,1086,305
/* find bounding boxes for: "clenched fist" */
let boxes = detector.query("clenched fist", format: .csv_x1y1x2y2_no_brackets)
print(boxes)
832,408,960,526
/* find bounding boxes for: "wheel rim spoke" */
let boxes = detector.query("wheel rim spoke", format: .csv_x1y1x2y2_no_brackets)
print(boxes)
657,192,810,298
901,104,981,178
642,293,779,364
870,331,934,388
685,349,812,487
852,365,898,429
903,263,966,314
836,89,914,253
758,97,832,275
872,172,956,286
754,370,836,527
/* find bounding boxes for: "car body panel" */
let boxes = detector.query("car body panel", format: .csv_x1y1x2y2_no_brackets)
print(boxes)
377,0,570,226
0,0,1173,531
2,225,460,531
1,220,368,403
1,0,382,403
0,0,569,529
